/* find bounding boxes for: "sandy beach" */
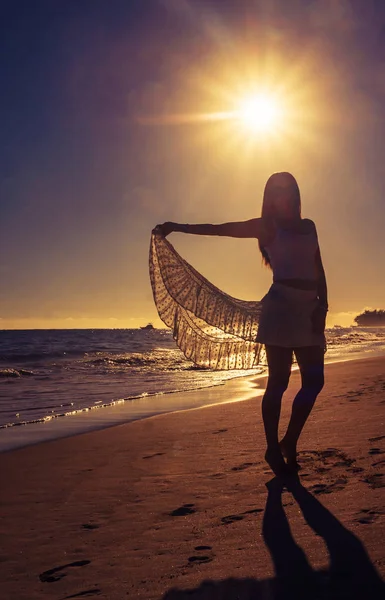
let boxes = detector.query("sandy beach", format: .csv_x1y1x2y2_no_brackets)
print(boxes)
1,355,385,599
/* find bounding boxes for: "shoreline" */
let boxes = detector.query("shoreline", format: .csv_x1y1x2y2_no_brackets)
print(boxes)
0,370,267,453
1,354,384,599
1,349,385,454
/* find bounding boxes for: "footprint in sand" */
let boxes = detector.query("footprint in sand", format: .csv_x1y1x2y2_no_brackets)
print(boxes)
142,452,165,459
335,389,365,402
212,429,228,434
188,555,213,564
346,390,363,402
372,459,385,467
187,545,215,565
354,508,384,525
369,448,384,455
243,508,264,515
81,524,99,530
39,560,91,583
63,590,101,599
308,478,348,495
208,473,226,479
221,514,244,525
347,466,365,474
369,435,385,442
169,504,196,517
300,448,355,473
231,462,256,471
362,474,385,489
308,483,328,495
333,459,355,467
221,507,263,525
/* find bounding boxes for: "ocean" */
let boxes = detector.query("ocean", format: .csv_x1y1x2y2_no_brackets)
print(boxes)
1,326,385,450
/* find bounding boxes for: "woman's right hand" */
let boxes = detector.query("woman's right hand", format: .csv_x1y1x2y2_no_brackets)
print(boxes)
311,304,327,335
152,222,175,237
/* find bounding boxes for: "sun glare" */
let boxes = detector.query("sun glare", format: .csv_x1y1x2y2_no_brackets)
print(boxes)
235,94,282,133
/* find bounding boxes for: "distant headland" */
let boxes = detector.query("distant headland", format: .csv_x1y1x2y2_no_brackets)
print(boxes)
354,309,385,326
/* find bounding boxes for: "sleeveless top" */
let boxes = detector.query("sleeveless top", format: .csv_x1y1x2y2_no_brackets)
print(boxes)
264,224,319,281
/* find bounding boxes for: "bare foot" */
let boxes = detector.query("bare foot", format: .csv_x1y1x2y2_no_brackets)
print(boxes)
280,438,301,471
265,446,290,477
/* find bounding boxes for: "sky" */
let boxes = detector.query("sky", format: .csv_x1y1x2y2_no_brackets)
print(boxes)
1,0,385,330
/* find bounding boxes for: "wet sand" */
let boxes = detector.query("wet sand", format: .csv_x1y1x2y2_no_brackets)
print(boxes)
1,356,385,599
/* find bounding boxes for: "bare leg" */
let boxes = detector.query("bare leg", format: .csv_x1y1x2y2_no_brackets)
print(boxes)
262,346,292,475
280,346,324,470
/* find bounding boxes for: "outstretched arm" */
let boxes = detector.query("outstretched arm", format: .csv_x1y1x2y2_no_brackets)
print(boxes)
154,218,266,239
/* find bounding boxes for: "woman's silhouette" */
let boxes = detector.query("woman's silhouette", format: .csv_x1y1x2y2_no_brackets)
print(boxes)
155,172,328,476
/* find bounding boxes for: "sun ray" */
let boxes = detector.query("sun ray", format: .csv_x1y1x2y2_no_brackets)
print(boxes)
134,20,339,171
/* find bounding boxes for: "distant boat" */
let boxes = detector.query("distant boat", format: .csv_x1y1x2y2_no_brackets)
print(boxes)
140,323,155,330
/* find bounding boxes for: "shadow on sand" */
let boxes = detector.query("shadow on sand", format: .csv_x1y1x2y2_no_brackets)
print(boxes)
162,475,384,599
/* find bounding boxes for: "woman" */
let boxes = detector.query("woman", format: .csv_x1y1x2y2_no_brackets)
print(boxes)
155,172,328,476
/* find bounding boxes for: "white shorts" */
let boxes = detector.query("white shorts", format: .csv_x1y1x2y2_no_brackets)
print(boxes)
255,283,325,348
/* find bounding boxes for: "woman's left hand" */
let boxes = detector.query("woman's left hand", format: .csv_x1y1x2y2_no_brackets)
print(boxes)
152,222,175,237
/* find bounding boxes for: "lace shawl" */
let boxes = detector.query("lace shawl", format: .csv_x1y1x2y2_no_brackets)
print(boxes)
149,232,263,370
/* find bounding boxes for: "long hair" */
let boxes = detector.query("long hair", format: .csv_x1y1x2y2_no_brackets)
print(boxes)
259,172,302,268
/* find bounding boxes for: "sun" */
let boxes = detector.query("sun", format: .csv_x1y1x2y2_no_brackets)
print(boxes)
235,93,282,133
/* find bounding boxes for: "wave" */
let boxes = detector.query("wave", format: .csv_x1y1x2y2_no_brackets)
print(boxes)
326,327,385,347
89,355,160,366
85,349,194,371
0,374,255,429
0,350,87,363
0,401,75,415
0,368,35,378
